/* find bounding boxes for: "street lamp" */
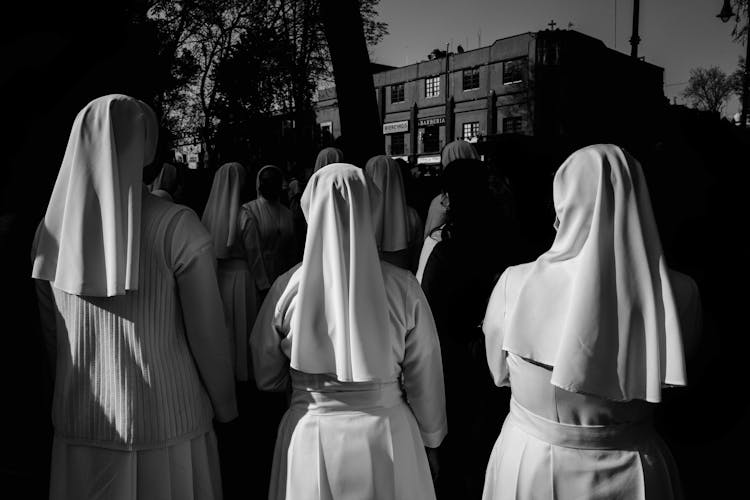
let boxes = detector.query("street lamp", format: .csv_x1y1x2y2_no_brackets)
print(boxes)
717,0,748,127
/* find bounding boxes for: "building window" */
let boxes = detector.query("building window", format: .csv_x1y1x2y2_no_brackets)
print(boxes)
390,133,405,155
503,58,525,85
462,122,480,140
319,121,333,146
391,83,405,103
421,126,441,152
425,76,440,98
503,116,524,134
462,67,480,91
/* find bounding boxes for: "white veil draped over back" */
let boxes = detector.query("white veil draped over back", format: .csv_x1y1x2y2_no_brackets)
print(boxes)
287,163,393,382
502,144,687,402
364,155,410,252
32,94,159,297
201,162,246,259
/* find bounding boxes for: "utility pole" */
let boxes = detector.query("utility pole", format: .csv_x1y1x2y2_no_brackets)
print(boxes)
445,43,452,143
630,0,641,58
320,0,384,166
445,42,450,100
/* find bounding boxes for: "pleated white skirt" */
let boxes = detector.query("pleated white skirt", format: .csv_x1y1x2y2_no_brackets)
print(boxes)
217,258,257,381
269,374,436,500
49,430,222,500
482,398,683,500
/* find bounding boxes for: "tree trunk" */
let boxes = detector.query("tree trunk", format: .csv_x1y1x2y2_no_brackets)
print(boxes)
319,0,383,167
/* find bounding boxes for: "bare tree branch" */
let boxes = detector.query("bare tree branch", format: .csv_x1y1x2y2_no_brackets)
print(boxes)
683,66,733,114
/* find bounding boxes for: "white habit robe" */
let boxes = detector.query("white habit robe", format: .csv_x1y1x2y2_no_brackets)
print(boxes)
481,144,698,500
251,164,447,500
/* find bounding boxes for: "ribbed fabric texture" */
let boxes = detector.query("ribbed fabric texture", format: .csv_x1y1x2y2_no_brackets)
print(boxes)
50,197,214,450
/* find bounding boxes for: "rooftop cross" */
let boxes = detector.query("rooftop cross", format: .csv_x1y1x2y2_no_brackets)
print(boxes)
548,20,557,30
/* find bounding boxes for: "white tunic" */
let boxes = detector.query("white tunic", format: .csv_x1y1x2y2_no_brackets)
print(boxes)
251,262,447,500
482,263,700,500
482,144,699,499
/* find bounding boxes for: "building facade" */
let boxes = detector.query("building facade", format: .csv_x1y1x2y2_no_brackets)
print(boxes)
315,29,665,167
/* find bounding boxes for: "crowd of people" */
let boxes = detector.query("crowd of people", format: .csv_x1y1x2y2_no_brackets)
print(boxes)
30,94,701,500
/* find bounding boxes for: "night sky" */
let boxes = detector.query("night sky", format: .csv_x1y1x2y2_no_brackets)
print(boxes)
371,0,743,117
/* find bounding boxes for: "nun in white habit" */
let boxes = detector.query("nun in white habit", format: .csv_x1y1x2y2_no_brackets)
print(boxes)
32,95,237,500
250,163,447,500
241,165,297,300
481,144,701,500
202,161,263,381
365,154,422,271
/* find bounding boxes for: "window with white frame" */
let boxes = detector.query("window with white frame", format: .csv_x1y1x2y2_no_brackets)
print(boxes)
503,58,525,85
425,76,440,98
462,122,480,140
319,121,333,145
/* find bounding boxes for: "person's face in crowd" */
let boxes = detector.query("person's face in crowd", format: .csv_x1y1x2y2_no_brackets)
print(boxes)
259,168,283,202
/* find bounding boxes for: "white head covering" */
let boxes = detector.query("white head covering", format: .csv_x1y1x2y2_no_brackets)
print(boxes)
151,162,177,194
289,163,392,382
313,147,344,172
256,164,283,200
201,162,246,259
365,155,410,252
32,94,159,297
441,139,479,167
503,144,686,402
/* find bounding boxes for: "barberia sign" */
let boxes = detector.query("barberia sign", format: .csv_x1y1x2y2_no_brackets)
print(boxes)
418,116,445,127
383,120,409,134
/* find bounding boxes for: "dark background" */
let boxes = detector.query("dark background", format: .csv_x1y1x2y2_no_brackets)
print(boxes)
1,1,746,498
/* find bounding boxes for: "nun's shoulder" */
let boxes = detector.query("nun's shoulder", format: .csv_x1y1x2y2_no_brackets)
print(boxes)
270,263,303,318
144,191,196,220
502,262,534,279
239,200,257,212
145,193,208,239
274,263,302,293
494,261,535,295
380,261,420,293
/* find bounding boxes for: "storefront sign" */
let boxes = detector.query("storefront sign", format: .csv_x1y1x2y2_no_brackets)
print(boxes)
418,116,445,127
417,155,441,165
391,156,408,162
383,120,409,134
